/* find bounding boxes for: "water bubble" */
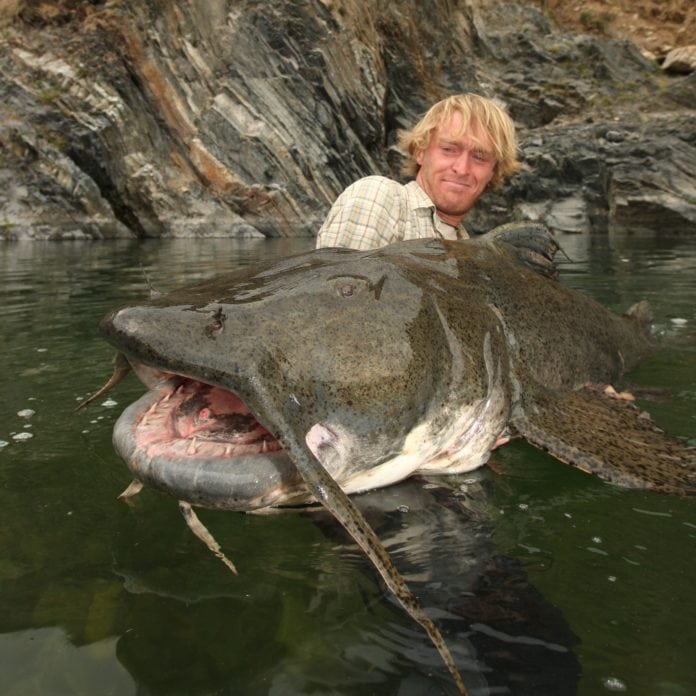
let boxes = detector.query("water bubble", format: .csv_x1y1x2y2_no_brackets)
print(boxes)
603,676,627,692
0,440,9,448
670,317,687,326
17,409,35,418
101,398,118,408
518,503,529,511
397,505,410,514
12,432,34,441
592,536,602,544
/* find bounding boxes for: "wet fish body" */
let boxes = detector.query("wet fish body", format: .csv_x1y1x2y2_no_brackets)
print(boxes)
101,228,694,506
99,226,695,693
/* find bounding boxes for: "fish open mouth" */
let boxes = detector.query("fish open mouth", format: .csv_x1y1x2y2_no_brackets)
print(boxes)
132,377,281,459
113,365,307,510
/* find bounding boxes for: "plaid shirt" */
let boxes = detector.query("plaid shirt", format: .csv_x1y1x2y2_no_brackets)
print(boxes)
316,176,469,250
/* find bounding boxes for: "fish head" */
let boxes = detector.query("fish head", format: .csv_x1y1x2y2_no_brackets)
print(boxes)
100,242,505,510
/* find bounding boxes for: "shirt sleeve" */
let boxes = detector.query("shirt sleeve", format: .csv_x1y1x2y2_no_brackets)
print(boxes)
316,176,405,250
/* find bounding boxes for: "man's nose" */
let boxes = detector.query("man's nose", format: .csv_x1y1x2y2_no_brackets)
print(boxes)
451,151,471,175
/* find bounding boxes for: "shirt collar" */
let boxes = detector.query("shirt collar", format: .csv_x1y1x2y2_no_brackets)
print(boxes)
404,180,468,240
404,180,435,212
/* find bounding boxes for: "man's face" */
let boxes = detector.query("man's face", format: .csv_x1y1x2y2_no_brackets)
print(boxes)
415,111,496,226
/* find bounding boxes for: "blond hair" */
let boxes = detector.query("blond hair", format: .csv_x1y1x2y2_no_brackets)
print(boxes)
397,94,520,188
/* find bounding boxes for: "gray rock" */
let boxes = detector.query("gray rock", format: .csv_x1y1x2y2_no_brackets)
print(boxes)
0,0,694,239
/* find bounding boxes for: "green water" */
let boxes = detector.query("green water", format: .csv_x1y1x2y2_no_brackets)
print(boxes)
0,235,694,696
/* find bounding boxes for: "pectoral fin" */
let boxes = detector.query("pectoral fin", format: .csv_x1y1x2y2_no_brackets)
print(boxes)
511,384,696,495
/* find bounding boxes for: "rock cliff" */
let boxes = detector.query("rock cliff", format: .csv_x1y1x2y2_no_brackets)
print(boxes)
1,0,694,239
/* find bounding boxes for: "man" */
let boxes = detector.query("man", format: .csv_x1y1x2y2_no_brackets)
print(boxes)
316,93,520,249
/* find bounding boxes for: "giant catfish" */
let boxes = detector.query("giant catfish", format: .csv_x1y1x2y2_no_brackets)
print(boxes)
96,224,696,694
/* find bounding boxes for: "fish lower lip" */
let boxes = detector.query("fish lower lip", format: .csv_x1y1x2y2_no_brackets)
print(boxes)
112,374,306,509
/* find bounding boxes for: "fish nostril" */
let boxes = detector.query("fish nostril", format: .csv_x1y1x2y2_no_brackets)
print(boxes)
205,306,226,337
339,283,355,297
206,319,224,336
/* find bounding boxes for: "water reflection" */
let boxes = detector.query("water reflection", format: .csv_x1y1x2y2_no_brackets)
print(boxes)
0,235,695,696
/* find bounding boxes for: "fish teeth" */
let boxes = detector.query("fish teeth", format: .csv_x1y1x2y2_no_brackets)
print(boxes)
187,437,198,455
142,401,160,426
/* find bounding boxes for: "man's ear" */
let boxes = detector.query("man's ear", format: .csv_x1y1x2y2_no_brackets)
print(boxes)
415,148,424,166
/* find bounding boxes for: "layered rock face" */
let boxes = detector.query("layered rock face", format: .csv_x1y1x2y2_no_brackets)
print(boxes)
1,0,694,239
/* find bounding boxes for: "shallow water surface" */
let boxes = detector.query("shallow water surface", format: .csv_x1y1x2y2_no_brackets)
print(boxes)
0,234,694,696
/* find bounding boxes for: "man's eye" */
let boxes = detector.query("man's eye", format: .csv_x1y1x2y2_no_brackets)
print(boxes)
473,151,493,163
